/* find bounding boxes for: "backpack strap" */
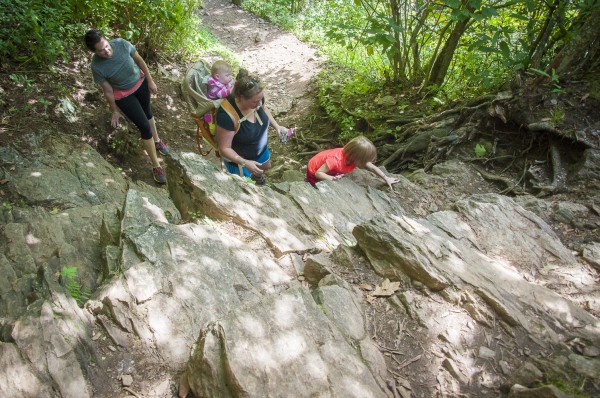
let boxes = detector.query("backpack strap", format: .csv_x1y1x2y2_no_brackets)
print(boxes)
219,99,241,134
219,98,263,134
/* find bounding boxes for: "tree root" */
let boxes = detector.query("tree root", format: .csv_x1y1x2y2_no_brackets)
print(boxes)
471,165,526,195
532,141,567,197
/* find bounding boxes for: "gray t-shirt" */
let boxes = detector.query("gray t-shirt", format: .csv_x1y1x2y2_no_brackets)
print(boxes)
91,38,140,90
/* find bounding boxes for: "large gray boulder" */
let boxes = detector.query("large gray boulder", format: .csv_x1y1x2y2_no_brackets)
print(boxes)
0,133,129,208
9,267,96,398
93,185,387,397
2,137,598,397
165,153,404,254
186,286,386,397
353,194,600,347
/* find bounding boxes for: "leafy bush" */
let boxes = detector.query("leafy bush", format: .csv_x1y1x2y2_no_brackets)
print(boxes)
316,65,383,141
0,0,207,68
0,0,82,65
71,0,204,61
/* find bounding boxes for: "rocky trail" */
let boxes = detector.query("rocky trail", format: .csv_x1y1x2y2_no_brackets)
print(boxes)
0,1,599,398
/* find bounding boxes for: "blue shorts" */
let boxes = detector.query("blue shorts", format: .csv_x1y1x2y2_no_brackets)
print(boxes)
224,147,271,177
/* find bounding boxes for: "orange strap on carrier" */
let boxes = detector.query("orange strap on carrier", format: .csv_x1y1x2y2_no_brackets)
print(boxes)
192,99,261,158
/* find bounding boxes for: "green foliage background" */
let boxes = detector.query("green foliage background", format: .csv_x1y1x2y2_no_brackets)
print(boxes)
0,0,207,66
0,0,595,142
242,0,595,139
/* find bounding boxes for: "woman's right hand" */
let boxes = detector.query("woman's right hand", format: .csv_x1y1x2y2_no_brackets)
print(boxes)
111,110,121,128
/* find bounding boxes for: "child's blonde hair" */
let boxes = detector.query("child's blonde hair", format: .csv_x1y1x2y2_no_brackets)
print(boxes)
211,60,232,76
343,136,377,167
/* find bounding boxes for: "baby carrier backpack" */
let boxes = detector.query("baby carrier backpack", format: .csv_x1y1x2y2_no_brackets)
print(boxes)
181,60,242,158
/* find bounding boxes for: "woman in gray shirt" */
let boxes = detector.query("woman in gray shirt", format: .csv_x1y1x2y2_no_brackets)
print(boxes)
84,29,169,184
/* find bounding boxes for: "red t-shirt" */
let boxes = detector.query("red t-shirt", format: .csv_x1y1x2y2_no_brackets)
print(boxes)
306,148,356,185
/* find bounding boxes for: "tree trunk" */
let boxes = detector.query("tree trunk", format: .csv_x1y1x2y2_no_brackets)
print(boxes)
424,16,470,88
546,2,600,76
526,0,561,70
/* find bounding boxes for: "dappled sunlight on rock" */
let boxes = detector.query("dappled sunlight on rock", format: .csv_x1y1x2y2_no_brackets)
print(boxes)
0,342,52,396
197,255,226,274
230,197,261,219
303,352,328,381
238,314,266,338
177,223,214,243
124,263,158,303
146,297,191,363
266,268,292,285
187,287,386,396
318,211,335,227
297,194,310,204
273,294,300,328
215,171,230,181
273,330,308,362
141,196,168,223
24,233,40,245
394,213,431,235
444,249,468,274
341,375,383,398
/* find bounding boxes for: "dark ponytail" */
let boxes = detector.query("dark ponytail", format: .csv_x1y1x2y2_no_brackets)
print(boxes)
233,68,265,99
84,29,104,51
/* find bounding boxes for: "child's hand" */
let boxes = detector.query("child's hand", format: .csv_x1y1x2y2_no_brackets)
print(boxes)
384,176,399,191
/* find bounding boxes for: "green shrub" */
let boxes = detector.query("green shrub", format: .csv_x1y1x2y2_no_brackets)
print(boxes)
0,0,207,68
0,0,82,65
316,65,384,141
72,0,204,61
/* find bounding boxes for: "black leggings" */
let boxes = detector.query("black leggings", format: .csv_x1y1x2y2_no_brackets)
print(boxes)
115,79,154,140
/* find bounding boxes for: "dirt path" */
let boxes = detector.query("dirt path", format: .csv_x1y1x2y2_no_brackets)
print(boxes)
200,0,322,119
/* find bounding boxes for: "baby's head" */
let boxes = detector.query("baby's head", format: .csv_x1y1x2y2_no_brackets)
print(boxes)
211,60,233,85
343,136,377,168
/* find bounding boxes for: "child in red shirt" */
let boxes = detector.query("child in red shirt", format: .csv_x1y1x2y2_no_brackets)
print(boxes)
306,136,399,189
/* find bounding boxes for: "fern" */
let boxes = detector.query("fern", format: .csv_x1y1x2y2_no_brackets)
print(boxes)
60,266,91,307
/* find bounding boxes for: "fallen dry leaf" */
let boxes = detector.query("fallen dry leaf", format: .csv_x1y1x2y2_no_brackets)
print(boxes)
372,279,401,297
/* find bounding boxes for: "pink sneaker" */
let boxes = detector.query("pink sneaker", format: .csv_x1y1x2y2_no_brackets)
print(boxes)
152,166,166,184
155,140,170,156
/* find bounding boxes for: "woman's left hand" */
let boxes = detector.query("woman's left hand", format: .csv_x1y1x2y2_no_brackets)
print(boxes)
148,80,158,95
246,160,264,175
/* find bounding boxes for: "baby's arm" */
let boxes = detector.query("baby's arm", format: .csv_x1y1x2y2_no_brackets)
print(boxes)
215,83,231,99
208,79,231,99
364,162,399,190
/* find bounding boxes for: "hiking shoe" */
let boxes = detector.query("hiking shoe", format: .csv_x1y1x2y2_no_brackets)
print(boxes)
155,140,170,156
153,166,166,184
251,174,266,186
